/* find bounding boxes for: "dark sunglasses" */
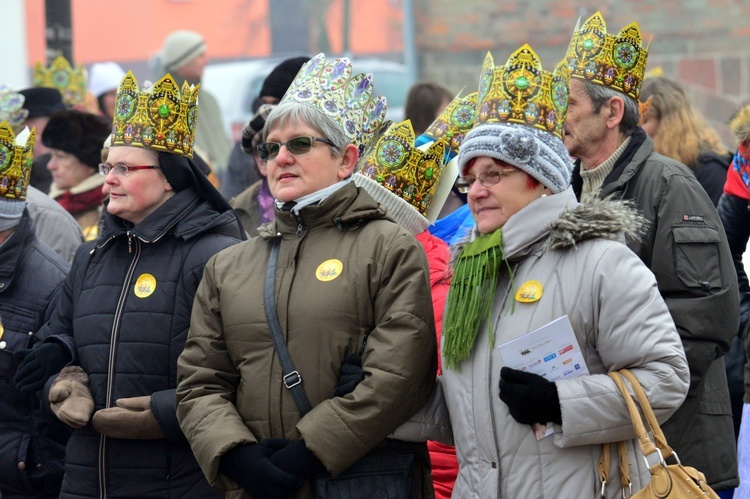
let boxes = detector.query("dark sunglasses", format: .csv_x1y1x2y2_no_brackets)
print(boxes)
257,136,335,160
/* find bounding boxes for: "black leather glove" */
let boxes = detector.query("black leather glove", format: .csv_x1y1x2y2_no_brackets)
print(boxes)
265,438,326,481
499,367,562,425
333,353,365,397
219,443,300,499
14,342,70,394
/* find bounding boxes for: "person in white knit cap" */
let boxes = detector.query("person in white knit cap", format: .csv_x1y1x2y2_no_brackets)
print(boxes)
88,62,125,120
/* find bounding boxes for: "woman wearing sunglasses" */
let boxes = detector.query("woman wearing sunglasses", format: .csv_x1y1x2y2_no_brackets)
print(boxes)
13,71,244,498
177,54,437,499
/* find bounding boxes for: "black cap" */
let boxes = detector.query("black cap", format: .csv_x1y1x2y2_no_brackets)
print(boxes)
42,109,111,169
19,87,66,118
259,56,310,101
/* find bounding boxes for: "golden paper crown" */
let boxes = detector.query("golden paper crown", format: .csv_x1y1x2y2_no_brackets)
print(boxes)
110,71,199,158
565,11,650,101
33,56,87,107
475,45,570,139
421,92,478,158
0,123,35,201
279,53,388,156
358,120,448,216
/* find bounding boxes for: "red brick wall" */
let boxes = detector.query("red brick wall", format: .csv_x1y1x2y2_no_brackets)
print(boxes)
416,0,750,147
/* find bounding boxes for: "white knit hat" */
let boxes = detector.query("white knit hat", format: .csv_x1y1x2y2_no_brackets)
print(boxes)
161,31,206,72
457,122,573,193
352,173,429,236
89,62,126,98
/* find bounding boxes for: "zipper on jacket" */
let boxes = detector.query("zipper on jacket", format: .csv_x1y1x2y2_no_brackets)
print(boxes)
127,232,133,253
333,217,343,232
98,238,143,498
292,212,306,237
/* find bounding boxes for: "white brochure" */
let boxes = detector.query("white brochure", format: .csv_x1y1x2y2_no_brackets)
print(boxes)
498,315,589,439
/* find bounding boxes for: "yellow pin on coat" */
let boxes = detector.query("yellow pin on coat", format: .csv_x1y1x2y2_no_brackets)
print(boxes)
316,259,343,282
134,273,157,298
516,280,543,303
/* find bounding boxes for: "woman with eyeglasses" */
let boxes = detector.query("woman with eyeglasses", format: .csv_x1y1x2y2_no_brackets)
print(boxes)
42,109,110,240
176,54,437,499
13,72,244,498
396,47,689,498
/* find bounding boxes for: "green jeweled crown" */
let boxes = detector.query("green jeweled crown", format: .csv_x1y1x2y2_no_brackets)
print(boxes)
111,71,199,158
279,53,388,156
0,123,35,201
565,11,649,101
422,92,478,158
475,44,570,139
358,120,448,216
33,56,87,107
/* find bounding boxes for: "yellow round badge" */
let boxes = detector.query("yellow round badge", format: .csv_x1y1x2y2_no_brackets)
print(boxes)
515,280,543,303
316,259,343,282
134,273,157,298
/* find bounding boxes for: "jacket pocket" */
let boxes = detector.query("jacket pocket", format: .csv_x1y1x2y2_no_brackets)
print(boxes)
672,226,722,290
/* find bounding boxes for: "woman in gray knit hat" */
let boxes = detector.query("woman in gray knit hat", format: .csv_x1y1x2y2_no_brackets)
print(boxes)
402,45,691,498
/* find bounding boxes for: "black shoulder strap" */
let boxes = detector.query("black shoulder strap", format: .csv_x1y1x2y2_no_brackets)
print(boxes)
264,238,313,416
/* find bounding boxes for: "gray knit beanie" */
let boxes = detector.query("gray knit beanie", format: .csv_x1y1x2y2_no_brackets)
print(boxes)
161,31,206,72
457,122,573,193
0,199,25,231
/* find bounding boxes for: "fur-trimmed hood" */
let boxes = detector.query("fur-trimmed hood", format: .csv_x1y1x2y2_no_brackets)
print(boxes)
544,195,648,250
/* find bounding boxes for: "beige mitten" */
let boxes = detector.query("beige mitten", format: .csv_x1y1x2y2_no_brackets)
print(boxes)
49,366,95,428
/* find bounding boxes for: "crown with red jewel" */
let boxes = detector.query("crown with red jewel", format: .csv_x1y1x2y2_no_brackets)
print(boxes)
421,92,477,158
475,44,570,139
110,71,199,158
565,11,650,100
0,123,35,201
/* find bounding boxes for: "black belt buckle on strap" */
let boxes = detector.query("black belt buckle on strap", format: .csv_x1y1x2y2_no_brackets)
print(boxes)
284,370,302,388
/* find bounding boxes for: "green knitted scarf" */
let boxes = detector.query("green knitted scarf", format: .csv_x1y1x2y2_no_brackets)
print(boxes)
443,228,511,370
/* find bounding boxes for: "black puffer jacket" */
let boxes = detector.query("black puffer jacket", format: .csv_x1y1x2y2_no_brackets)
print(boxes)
40,189,242,498
0,210,70,497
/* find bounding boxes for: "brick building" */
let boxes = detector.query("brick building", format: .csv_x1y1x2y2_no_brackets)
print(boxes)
414,0,750,145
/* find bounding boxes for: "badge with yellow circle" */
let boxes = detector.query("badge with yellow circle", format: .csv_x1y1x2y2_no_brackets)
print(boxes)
134,273,157,298
516,280,543,303
316,259,343,282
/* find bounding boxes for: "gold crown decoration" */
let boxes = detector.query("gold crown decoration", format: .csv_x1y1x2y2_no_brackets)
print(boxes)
358,120,449,216
565,11,650,101
421,92,478,158
475,45,570,139
0,123,36,201
33,56,87,107
279,53,388,156
111,71,199,158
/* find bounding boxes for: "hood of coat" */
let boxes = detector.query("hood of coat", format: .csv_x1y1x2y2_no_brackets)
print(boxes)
454,188,647,263
257,182,391,239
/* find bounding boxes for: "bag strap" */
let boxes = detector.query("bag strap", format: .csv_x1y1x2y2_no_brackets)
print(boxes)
618,369,673,456
264,238,314,416
598,442,632,498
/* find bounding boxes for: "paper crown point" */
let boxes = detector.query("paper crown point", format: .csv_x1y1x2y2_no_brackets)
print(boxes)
278,53,388,156
0,122,36,201
565,11,650,101
358,120,449,216
422,91,478,158
110,71,199,158
33,56,87,108
474,44,570,139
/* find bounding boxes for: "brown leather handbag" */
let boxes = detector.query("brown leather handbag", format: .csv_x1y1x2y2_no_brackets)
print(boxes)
599,369,718,498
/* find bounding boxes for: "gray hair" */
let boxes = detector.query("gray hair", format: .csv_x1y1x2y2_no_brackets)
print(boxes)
263,104,348,158
581,80,640,136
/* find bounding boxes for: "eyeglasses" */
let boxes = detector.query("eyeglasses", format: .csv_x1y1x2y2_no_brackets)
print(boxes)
257,136,335,160
455,168,520,194
99,163,159,177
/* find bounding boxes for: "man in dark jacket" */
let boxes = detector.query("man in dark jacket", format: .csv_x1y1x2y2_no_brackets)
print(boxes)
0,122,71,497
564,12,740,491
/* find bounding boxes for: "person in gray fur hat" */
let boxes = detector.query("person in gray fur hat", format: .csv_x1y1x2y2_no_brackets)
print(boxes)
395,45,690,498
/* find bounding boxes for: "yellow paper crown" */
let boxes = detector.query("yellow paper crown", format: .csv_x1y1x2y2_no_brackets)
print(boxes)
358,120,448,216
279,53,388,156
111,71,199,158
475,44,570,139
565,11,650,101
421,92,478,158
0,123,35,201
33,56,87,107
